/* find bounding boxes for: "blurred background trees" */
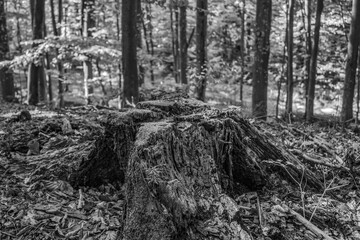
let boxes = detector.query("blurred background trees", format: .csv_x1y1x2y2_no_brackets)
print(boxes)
0,0,358,122
0,0,15,101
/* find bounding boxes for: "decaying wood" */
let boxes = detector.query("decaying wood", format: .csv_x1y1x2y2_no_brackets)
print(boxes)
292,149,349,171
290,127,343,164
10,142,94,183
71,98,325,239
279,203,335,240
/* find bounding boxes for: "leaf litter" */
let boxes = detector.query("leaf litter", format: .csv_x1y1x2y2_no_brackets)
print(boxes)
0,103,123,240
0,102,360,239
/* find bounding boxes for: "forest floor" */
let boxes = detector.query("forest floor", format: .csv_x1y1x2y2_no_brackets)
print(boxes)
0,98,359,240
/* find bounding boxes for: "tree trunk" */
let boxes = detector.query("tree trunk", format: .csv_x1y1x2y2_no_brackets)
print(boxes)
276,11,287,119
137,0,145,86
42,24,53,103
122,0,139,106
357,48,360,123
145,2,155,84
240,0,246,103
175,1,180,84
170,1,179,83
179,1,188,85
0,0,15,102
50,0,64,108
116,0,122,90
45,53,53,102
195,0,207,101
286,0,294,119
304,0,311,114
28,0,46,105
341,0,360,122
142,3,155,85
14,0,25,103
252,0,272,120
71,97,324,240
82,0,95,105
306,0,323,121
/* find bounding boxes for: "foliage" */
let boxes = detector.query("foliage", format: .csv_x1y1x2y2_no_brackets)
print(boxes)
0,0,356,114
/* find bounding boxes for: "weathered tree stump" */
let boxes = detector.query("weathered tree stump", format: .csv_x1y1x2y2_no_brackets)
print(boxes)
71,98,323,240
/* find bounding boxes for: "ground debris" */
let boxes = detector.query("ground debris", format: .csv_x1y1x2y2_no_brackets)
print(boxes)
0,102,359,239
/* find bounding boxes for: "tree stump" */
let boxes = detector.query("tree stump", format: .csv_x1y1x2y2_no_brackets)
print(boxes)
71,98,323,240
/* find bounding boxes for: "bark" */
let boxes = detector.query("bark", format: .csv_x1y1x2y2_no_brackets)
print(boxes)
116,0,122,89
43,23,53,102
179,1,188,84
170,1,179,83
357,48,360,122
143,2,155,84
82,0,95,105
286,0,294,118
252,0,272,120
306,0,323,121
276,16,287,119
71,97,324,240
195,0,207,101
15,1,27,103
96,58,108,96
28,63,40,105
28,0,46,105
304,0,311,110
137,0,145,86
50,0,64,108
45,53,53,102
341,0,360,122
15,0,22,53
122,0,139,106
0,0,15,102
175,1,180,84
240,0,246,103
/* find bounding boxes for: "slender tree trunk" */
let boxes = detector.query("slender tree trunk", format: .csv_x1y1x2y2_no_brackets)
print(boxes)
276,10,288,119
357,48,360,124
141,3,155,85
252,0,272,120
63,6,70,93
341,0,360,122
170,1,179,83
82,3,89,104
179,1,187,84
146,2,155,84
96,58,107,95
45,53,53,102
15,0,25,103
195,0,207,101
286,0,294,119
82,0,95,105
122,0,139,106
58,0,64,107
175,1,180,84
0,0,15,101
43,23,53,102
137,0,145,86
304,0,312,114
34,0,46,102
50,0,64,108
28,0,46,105
116,0,122,90
240,0,246,103
306,0,323,121
15,0,22,54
